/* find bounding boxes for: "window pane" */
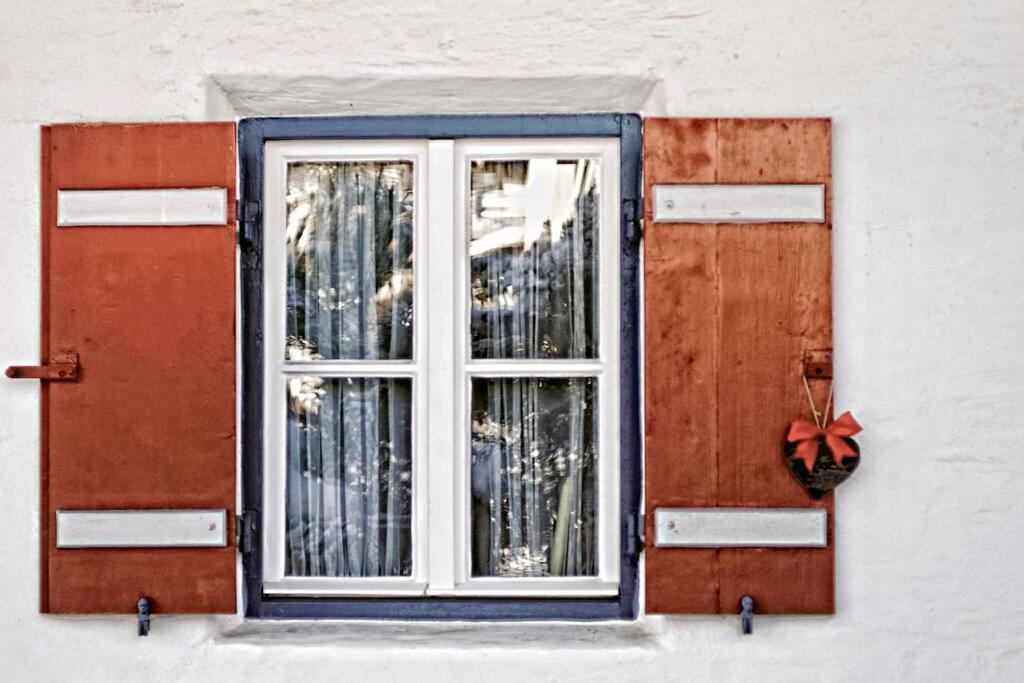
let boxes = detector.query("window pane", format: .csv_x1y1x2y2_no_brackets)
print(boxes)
285,376,413,577
470,377,597,577
286,161,414,361
469,159,599,359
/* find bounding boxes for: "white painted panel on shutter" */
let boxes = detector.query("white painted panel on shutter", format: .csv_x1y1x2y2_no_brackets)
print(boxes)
57,188,228,226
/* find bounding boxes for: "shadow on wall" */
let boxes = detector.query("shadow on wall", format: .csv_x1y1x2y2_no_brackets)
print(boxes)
207,74,662,118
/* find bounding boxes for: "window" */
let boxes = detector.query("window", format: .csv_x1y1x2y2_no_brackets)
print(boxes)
241,116,641,619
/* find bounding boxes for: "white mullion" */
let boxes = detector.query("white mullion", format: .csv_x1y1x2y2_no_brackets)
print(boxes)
262,144,288,585
597,140,621,584
425,139,457,593
410,141,431,588
451,141,471,588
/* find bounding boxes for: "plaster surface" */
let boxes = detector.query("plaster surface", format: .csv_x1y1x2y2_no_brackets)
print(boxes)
1,0,1023,680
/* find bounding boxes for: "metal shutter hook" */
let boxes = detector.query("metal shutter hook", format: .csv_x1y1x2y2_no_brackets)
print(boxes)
137,597,151,637
740,595,755,635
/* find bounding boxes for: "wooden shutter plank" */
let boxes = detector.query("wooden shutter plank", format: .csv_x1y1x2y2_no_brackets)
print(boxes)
717,118,831,183
41,123,236,614
716,225,834,614
716,224,833,507
644,118,834,615
39,125,53,612
643,119,720,613
644,224,721,613
714,119,833,614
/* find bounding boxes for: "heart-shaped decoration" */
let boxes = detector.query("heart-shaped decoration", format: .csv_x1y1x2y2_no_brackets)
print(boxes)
782,436,860,499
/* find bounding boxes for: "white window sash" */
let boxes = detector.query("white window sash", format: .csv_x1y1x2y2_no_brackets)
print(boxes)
261,137,621,597
446,138,621,597
261,140,431,595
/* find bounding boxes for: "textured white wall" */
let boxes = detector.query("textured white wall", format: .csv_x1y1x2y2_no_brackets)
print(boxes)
1,0,1023,680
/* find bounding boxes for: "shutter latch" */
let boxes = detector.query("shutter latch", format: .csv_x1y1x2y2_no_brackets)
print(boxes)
5,351,79,381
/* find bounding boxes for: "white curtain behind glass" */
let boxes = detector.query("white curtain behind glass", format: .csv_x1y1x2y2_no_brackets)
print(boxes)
469,159,600,577
284,162,414,577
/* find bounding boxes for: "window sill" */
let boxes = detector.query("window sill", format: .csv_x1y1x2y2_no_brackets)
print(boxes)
212,617,664,649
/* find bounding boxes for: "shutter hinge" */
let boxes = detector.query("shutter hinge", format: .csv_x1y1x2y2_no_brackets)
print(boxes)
625,510,645,557
623,198,642,244
236,199,260,248
236,511,257,555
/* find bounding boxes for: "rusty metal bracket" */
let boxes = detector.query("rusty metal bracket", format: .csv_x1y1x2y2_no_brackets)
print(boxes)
803,349,832,380
5,351,79,380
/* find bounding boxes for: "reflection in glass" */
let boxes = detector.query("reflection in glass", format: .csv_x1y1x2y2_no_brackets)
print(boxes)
286,161,414,361
469,159,599,359
470,377,597,577
285,376,412,577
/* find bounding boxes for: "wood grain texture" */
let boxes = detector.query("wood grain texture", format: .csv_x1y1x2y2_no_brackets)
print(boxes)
643,118,720,613
41,123,237,614
644,224,720,613
642,118,717,216
644,118,834,614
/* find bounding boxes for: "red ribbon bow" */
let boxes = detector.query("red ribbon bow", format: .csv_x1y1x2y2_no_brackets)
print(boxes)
786,412,862,471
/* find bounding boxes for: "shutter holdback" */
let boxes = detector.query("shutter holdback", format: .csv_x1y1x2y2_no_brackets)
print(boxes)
740,595,755,635
5,351,79,380
137,597,151,637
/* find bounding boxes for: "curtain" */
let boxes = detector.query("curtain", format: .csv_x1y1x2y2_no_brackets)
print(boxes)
283,161,414,577
469,159,600,577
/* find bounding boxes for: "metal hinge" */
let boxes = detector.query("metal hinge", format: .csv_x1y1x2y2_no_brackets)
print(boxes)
625,510,645,557
236,512,257,555
623,198,642,244
236,199,260,248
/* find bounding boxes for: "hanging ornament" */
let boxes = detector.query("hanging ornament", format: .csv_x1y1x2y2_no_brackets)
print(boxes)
782,378,863,499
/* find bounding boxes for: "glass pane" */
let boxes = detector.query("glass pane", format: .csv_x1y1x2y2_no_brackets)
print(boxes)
285,376,413,577
286,161,414,361
470,377,597,577
469,159,599,359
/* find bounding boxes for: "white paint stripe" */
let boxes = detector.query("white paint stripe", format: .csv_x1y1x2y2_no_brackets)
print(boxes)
654,508,827,548
652,184,825,223
56,509,228,548
57,188,228,226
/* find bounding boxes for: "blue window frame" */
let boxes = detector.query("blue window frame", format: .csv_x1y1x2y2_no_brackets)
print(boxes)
239,114,641,620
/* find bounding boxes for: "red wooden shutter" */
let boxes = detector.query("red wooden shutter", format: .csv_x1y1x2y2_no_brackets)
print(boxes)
644,118,834,614
34,123,237,614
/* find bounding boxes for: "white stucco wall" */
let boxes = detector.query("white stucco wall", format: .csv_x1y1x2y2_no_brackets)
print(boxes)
2,1,1023,680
